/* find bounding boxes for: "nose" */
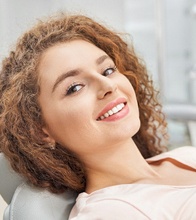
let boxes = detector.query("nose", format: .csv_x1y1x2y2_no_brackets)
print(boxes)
96,75,117,99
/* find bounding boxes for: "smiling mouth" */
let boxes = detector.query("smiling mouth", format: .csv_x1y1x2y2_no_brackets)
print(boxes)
97,102,126,121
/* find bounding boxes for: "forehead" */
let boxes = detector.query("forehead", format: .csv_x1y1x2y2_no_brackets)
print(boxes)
41,40,105,64
37,40,108,88
39,40,107,74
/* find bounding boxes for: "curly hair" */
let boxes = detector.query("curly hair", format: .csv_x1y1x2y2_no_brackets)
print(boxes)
0,13,168,193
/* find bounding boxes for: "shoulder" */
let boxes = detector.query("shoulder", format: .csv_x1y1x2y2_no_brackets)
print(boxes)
147,146,196,169
69,191,149,220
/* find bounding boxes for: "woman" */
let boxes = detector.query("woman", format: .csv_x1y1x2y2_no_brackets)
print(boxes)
0,14,196,219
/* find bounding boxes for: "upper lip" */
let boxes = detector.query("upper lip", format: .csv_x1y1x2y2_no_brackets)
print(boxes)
96,97,127,120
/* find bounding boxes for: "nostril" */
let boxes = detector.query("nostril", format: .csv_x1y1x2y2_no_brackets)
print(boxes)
97,88,113,100
104,91,112,97
97,78,117,100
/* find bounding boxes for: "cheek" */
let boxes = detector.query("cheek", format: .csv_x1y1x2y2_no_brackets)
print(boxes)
118,75,136,97
119,76,139,116
45,104,92,143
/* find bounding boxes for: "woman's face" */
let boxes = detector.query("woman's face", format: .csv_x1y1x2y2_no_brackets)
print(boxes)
38,40,140,158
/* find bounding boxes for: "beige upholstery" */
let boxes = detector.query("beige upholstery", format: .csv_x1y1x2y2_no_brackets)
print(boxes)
0,153,77,220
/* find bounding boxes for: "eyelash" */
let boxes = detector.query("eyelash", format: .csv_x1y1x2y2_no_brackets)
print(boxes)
66,83,84,95
65,65,117,96
102,65,117,76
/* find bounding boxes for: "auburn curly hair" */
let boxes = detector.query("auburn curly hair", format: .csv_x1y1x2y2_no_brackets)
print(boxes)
0,13,167,193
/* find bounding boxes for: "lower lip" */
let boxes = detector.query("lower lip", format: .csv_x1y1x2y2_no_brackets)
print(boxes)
99,103,129,122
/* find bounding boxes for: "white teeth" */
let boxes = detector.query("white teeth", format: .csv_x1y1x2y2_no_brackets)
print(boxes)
98,102,125,121
116,104,122,111
112,107,118,113
108,110,113,116
104,112,109,118
121,103,125,108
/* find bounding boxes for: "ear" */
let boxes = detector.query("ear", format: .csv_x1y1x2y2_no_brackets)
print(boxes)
42,127,56,145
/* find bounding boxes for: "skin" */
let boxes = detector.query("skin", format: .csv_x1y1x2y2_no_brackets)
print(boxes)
38,40,196,193
38,40,140,155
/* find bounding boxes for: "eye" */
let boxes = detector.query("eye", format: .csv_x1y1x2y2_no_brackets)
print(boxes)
102,66,117,77
66,83,84,95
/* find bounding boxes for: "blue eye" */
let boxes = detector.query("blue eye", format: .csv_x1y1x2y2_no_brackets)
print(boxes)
66,83,84,95
103,66,117,76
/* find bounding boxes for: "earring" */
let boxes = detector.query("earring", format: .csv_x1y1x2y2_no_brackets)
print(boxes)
49,142,55,150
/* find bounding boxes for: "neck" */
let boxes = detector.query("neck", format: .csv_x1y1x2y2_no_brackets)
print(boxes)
82,139,158,193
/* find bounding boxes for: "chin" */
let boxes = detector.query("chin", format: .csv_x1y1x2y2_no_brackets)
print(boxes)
113,119,141,142
126,118,141,138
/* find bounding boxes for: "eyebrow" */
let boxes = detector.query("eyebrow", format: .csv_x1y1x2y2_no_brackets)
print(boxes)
52,54,110,93
52,69,80,93
96,54,109,65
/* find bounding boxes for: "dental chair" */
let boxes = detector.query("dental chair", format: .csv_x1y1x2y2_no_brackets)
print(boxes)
0,153,77,220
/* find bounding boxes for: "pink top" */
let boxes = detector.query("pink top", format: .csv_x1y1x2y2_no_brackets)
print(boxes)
69,146,196,219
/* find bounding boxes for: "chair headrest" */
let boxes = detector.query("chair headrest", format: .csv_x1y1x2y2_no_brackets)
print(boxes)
0,153,24,203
